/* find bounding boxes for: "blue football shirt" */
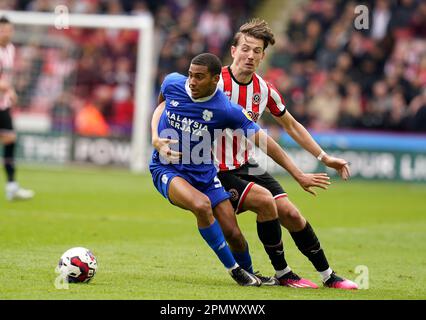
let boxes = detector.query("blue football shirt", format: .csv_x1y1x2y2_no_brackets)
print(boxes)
150,72,260,184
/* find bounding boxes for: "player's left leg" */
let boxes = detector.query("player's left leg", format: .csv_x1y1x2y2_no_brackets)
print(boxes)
194,177,261,286
0,109,34,201
237,162,357,289
219,166,317,288
276,196,358,290
212,200,248,262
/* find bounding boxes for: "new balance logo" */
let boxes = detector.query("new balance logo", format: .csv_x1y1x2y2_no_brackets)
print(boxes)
161,174,168,184
218,241,226,250
170,100,179,107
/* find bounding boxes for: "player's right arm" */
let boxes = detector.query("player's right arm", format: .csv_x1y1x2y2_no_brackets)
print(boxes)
226,103,330,196
250,129,330,196
151,94,181,161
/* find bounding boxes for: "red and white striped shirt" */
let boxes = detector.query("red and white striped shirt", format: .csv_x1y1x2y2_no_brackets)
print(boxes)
214,66,286,171
0,43,15,110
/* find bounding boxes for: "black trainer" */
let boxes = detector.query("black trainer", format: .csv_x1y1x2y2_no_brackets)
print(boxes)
253,271,279,286
229,267,261,286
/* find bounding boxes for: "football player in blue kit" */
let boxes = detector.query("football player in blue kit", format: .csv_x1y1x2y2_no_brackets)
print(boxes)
149,53,330,286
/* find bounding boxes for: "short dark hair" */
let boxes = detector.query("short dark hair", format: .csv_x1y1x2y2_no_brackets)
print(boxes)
191,53,222,76
232,18,275,50
0,16,11,24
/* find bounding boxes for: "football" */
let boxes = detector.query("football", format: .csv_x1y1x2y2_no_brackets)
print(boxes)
57,247,98,283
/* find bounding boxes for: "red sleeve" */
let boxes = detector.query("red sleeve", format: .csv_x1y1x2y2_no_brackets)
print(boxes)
266,81,286,117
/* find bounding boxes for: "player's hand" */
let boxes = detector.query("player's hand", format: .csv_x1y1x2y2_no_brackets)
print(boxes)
153,137,181,161
322,155,351,180
297,173,331,196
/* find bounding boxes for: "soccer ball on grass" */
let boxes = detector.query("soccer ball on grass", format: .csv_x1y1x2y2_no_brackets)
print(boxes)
57,247,98,283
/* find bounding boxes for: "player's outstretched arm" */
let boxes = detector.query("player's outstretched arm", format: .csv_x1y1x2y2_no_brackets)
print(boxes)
151,101,181,161
250,129,331,196
274,111,351,180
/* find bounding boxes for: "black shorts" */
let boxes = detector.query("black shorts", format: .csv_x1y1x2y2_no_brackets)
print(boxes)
0,108,13,132
217,162,287,213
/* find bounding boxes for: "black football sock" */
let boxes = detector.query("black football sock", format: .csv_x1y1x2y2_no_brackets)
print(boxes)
4,142,16,182
256,218,288,271
290,221,329,272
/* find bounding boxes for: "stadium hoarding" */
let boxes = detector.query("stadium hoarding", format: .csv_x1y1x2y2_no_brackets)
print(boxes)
15,131,426,182
262,130,426,183
16,133,132,167
259,148,426,183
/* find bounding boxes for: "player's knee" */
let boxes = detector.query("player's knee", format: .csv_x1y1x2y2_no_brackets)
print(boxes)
192,197,212,217
278,203,304,225
249,190,277,220
1,133,16,145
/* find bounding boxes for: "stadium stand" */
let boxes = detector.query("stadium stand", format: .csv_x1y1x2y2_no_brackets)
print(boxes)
264,0,426,132
2,0,426,136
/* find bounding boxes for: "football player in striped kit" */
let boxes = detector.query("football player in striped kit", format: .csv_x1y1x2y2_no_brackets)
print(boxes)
0,16,34,201
213,19,357,289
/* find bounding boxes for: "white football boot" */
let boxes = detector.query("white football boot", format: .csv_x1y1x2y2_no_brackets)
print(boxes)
6,182,35,201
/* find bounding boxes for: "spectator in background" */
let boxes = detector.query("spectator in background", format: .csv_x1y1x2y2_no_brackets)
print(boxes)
75,102,110,137
0,0,17,10
338,82,363,128
197,0,232,57
299,19,323,62
407,88,426,131
389,0,416,32
105,0,125,15
383,91,409,131
371,80,392,114
410,1,426,37
75,85,111,137
288,90,310,128
308,80,341,130
109,85,134,137
370,0,392,41
287,8,306,44
130,0,151,17
317,34,341,71
269,34,294,71
51,92,74,134
25,0,52,12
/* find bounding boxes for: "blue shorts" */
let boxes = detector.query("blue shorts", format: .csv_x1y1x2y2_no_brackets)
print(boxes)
150,163,230,209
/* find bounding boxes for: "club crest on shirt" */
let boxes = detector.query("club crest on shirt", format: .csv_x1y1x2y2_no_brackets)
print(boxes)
252,93,261,104
202,109,213,121
229,188,239,202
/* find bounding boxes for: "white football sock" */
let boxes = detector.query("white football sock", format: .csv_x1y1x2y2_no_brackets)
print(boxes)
275,266,292,278
320,268,333,282
228,263,239,272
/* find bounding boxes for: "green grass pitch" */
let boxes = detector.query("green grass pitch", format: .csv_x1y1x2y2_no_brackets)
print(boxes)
0,165,425,300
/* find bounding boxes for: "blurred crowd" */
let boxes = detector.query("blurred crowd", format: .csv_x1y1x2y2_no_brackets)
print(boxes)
264,0,426,132
3,0,258,137
2,0,426,136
